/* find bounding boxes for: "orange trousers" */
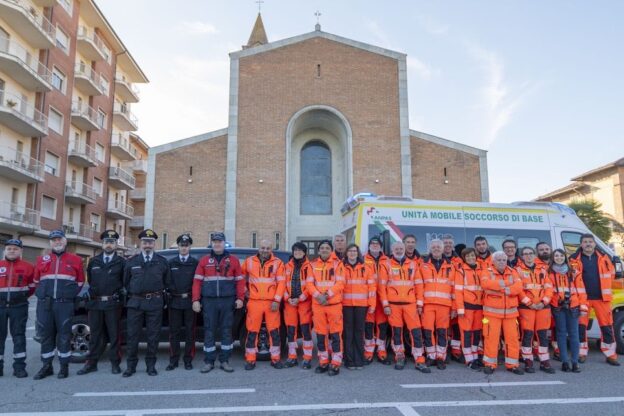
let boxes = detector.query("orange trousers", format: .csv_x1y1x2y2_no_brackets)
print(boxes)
387,303,425,363
422,304,451,360
579,300,617,359
245,299,281,363
482,315,520,369
458,309,483,363
312,302,343,367
519,308,551,362
364,298,388,360
283,300,313,361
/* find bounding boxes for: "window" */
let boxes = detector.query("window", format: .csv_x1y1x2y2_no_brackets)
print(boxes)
100,75,109,95
48,107,63,134
90,213,100,232
51,67,66,93
11,188,18,205
97,109,106,128
300,141,332,215
41,196,56,219
55,26,69,53
59,0,73,16
44,152,59,176
93,177,103,196
275,232,281,250
251,232,257,248
562,231,583,255
162,233,168,249
95,143,105,162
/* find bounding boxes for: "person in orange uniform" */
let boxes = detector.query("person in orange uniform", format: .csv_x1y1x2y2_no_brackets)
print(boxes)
306,240,345,376
535,242,552,268
481,251,524,375
516,247,555,374
421,239,456,370
474,236,493,269
549,249,587,373
283,242,314,369
0,239,35,378
454,248,483,370
241,240,285,370
342,244,375,369
403,234,422,265
569,233,620,366
442,234,463,362
379,241,430,372
363,237,390,365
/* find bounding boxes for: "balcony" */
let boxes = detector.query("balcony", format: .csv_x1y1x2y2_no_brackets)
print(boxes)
106,199,133,220
113,102,138,131
0,145,44,183
0,200,40,232
0,0,55,48
63,223,95,242
76,26,110,62
128,188,145,201
64,181,96,205
114,76,139,103
128,215,144,229
31,0,59,6
129,159,147,174
0,36,52,92
73,63,105,96
0,90,48,136
67,140,97,167
108,166,135,190
110,133,136,160
71,100,103,131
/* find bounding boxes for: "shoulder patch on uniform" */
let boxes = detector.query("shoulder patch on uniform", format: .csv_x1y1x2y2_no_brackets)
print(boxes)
0,267,6,273
209,258,215,264
43,255,50,261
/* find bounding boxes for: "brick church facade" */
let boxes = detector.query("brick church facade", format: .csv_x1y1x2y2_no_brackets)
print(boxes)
145,15,489,249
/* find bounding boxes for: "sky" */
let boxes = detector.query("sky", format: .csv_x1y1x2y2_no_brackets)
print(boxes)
98,0,623,203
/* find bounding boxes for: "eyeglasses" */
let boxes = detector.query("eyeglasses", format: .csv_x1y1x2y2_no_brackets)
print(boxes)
522,253,535,257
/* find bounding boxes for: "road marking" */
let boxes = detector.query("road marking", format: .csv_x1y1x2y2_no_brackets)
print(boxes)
400,381,566,388
74,388,256,397
2,396,624,415
396,405,421,416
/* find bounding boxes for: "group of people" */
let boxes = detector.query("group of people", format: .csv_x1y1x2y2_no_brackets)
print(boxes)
0,227,619,380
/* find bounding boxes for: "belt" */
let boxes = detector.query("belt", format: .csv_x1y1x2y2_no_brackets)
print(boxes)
95,295,115,301
171,292,190,299
131,291,163,300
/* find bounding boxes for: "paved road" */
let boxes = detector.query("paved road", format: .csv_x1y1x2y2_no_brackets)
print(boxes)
0,309,623,415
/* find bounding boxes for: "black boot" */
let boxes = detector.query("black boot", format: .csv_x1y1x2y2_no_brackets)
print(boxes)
33,363,54,380
57,364,69,379
146,364,158,376
111,362,121,374
13,368,28,378
122,366,136,377
165,361,178,371
77,362,98,375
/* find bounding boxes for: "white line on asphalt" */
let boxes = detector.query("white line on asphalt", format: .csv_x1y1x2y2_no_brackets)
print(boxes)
2,396,624,415
400,381,566,388
74,388,256,397
395,405,421,416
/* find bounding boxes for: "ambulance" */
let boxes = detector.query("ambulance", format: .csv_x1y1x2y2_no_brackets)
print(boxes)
340,193,624,353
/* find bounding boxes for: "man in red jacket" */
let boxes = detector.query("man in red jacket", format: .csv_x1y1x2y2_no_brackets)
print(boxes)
33,230,85,380
192,232,245,373
0,239,34,378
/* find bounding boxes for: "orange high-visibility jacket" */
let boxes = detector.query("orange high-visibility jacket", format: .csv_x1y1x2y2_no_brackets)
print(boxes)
476,252,493,269
569,249,616,302
480,265,523,318
378,256,423,306
419,256,456,307
283,258,313,302
342,260,376,308
515,262,553,307
306,256,345,305
364,252,389,287
241,254,285,302
444,253,464,270
549,267,588,311
453,263,483,314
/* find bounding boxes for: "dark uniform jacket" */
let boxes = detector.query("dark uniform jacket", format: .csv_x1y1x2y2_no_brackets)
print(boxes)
86,253,126,310
167,255,199,309
124,252,171,311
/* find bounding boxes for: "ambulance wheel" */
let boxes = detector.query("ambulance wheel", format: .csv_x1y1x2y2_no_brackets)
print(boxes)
614,311,624,355
70,315,90,363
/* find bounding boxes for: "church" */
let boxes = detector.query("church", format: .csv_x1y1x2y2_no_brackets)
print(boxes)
145,14,489,250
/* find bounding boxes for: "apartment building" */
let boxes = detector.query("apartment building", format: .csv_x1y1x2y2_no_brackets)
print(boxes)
0,0,148,261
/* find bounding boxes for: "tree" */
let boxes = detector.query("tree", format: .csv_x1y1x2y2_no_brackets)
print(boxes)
568,199,613,242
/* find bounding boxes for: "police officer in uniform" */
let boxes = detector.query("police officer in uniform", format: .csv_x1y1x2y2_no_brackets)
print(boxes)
77,230,126,375
166,234,198,371
33,230,85,380
0,239,35,378
122,229,171,377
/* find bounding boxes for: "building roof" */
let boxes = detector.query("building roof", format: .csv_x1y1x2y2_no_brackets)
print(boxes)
244,13,268,49
570,157,624,181
409,130,486,157
535,182,587,201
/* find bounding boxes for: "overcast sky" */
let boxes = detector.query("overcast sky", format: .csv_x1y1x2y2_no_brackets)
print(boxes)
98,0,623,203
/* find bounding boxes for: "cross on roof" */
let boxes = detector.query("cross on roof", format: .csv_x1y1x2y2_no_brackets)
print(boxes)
256,0,264,13
315,10,322,24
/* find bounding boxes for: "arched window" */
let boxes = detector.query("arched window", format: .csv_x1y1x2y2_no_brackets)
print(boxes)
300,140,332,215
